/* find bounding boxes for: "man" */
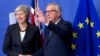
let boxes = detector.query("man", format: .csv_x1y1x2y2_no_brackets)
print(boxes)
35,3,72,56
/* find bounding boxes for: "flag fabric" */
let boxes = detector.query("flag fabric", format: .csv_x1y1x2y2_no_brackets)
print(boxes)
31,0,35,26
72,0,100,56
31,0,40,26
31,0,43,47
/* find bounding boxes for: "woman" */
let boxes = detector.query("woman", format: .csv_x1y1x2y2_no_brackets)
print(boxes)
3,5,40,56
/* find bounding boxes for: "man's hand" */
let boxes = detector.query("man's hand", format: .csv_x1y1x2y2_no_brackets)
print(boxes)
35,8,48,24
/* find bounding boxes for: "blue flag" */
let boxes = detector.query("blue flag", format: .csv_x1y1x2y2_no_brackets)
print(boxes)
72,0,100,56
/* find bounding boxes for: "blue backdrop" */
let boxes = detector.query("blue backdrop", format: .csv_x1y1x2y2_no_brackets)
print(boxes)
0,0,100,56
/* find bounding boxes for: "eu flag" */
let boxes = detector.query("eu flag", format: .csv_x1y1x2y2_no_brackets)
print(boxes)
72,0,100,56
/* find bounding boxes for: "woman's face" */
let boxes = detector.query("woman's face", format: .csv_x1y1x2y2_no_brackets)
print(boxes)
15,11,27,24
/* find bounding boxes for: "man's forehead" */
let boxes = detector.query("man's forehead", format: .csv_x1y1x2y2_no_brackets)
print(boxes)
46,5,57,10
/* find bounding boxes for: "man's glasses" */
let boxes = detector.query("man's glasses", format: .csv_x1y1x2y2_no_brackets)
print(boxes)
44,10,57,14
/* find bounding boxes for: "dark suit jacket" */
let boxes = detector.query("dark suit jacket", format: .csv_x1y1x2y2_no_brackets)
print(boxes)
44,19,72,56
3,22,41,56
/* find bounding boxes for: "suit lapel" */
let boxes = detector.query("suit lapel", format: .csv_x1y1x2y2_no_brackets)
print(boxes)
44,19,63,46
22,23,34,45
56,19,63,26
12,24,21,46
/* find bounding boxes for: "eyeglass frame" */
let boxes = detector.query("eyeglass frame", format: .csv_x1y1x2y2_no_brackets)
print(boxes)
44,10,58,14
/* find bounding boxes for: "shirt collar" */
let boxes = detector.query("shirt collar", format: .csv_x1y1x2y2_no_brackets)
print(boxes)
55,18,61,24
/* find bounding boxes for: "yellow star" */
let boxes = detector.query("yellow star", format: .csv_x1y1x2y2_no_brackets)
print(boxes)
85,17,89,25
71,43,76,50
77,22,84,29
96,31,100,38
72,32,77,39
90,21,94,27
98,45,100,49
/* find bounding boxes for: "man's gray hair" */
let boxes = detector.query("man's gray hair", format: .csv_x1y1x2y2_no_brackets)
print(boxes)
47,3,61,12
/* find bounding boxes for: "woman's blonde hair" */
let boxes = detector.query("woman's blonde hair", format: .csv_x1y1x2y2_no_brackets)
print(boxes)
15,4,30,19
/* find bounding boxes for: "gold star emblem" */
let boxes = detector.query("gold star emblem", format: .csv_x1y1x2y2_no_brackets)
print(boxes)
71,43,76,50
85,17,89,25
77,22,84,29
72,32,77,39
90,21,94,27
96,31,100,38
98,45,100,49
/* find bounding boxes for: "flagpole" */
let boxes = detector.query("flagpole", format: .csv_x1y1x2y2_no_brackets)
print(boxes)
35,0,39,8
35,0,41,29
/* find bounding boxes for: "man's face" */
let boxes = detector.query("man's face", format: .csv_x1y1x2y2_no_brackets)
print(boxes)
46,5,60,22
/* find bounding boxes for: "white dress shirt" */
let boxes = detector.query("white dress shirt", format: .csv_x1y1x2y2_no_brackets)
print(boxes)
20,31,26,42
